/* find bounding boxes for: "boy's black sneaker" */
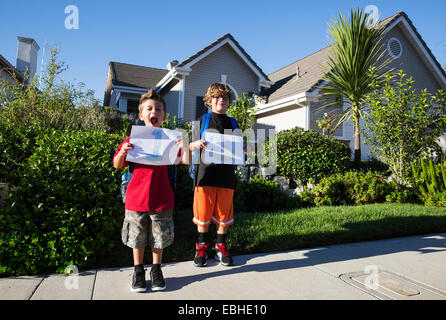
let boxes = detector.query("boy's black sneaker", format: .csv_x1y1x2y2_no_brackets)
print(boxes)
150,265,166,291
131,269,147,293
193,242,209,267
214,243,234,266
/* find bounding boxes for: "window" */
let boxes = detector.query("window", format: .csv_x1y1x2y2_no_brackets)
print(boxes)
127,99,139,114
196,96,208,119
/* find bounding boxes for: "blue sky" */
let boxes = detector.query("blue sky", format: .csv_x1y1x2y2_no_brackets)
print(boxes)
1,0,446,101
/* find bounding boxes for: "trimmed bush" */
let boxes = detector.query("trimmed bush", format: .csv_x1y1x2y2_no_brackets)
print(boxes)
234,175,301,212
275,127,351,183
303,171,393,206
385,181,420,204
0,129,126,275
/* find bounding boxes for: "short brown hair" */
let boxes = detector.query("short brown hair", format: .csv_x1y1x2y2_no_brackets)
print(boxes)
139,88,166,113
203,83,232,107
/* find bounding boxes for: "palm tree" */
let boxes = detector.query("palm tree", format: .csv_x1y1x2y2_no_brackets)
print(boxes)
319,8,391,169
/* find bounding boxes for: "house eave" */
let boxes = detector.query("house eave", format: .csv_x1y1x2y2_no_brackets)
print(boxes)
154,66,191,92
255,92,313,115
111,84,148,95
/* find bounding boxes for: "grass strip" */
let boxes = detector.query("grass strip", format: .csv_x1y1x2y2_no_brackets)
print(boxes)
93,203,446,269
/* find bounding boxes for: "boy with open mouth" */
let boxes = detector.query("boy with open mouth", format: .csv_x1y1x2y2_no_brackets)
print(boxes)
113,88,189,293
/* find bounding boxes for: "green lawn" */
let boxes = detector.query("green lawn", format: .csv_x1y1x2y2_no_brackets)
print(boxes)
91,203,446,270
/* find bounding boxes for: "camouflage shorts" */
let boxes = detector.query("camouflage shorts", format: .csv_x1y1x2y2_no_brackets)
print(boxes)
122,209,174,249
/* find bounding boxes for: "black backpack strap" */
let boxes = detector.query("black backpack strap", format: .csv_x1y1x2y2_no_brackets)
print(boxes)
128,162,135,174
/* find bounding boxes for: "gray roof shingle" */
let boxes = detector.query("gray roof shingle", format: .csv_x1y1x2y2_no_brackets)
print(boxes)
261,46,333,102
110,61,168,89
261,11,446,103
0,54,25,82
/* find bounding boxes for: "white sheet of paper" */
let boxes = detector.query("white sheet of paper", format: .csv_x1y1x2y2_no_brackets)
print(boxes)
202,131,244,165
126,126,182,165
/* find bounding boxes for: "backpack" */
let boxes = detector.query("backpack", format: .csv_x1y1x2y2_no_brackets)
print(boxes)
188,112,239,180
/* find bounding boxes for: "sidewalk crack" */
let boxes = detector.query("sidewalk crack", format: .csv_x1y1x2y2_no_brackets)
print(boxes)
28,274,47,300
90,269,98,300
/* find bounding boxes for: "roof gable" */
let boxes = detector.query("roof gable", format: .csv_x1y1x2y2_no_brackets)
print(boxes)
177,33,271,84
383,12,446,87
262,11,446,103
110,61,168,89
0,54,25,82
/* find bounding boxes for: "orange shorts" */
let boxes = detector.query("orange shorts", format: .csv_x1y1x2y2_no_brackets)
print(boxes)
193,186,234,227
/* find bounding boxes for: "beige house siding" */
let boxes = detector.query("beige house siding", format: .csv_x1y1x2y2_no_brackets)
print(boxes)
309,97,343,137
183,43,260,122
0,69,18,83
108,90,118,108
162,81,181,118
383,25,443,92
340,102,374,160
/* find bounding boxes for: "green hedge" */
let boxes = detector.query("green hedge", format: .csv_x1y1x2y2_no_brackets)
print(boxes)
0,122,39,185
174,165,194,210
0,125,421,276
275,127,352,183
300,170,420,206
234,175,301,212
0,129,126,275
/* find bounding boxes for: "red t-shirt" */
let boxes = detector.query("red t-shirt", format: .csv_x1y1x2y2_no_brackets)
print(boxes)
114,136,180,212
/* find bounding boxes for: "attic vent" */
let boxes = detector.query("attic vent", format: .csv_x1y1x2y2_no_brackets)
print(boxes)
387,37,403,59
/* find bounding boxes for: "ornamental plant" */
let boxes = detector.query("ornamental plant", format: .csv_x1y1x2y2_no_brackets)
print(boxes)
411,158,446,206
274,127,351,183
320,7,391,169
305,170,392,206
227,92,256,132
234,175,301,212
363,69,446,185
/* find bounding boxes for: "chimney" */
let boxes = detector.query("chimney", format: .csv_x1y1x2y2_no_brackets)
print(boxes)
16,36,40,83
166,60,178,70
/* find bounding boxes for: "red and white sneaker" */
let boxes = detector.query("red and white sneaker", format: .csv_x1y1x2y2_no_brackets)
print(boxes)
214,243,234,266
193,242,208,267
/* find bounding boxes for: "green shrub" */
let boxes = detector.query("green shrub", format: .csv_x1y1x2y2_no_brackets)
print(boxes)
74,106,131,134
0,122,41,185
359,157,390,174
385,180,420,204
234,175,301,212
363,69,446,185
307,171,392,206
411,158,446,207
174,165,194,210
274,127,351,183
0,129,126,276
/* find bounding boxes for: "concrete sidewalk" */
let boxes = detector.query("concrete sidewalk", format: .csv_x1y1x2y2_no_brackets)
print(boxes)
1,233,446,300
